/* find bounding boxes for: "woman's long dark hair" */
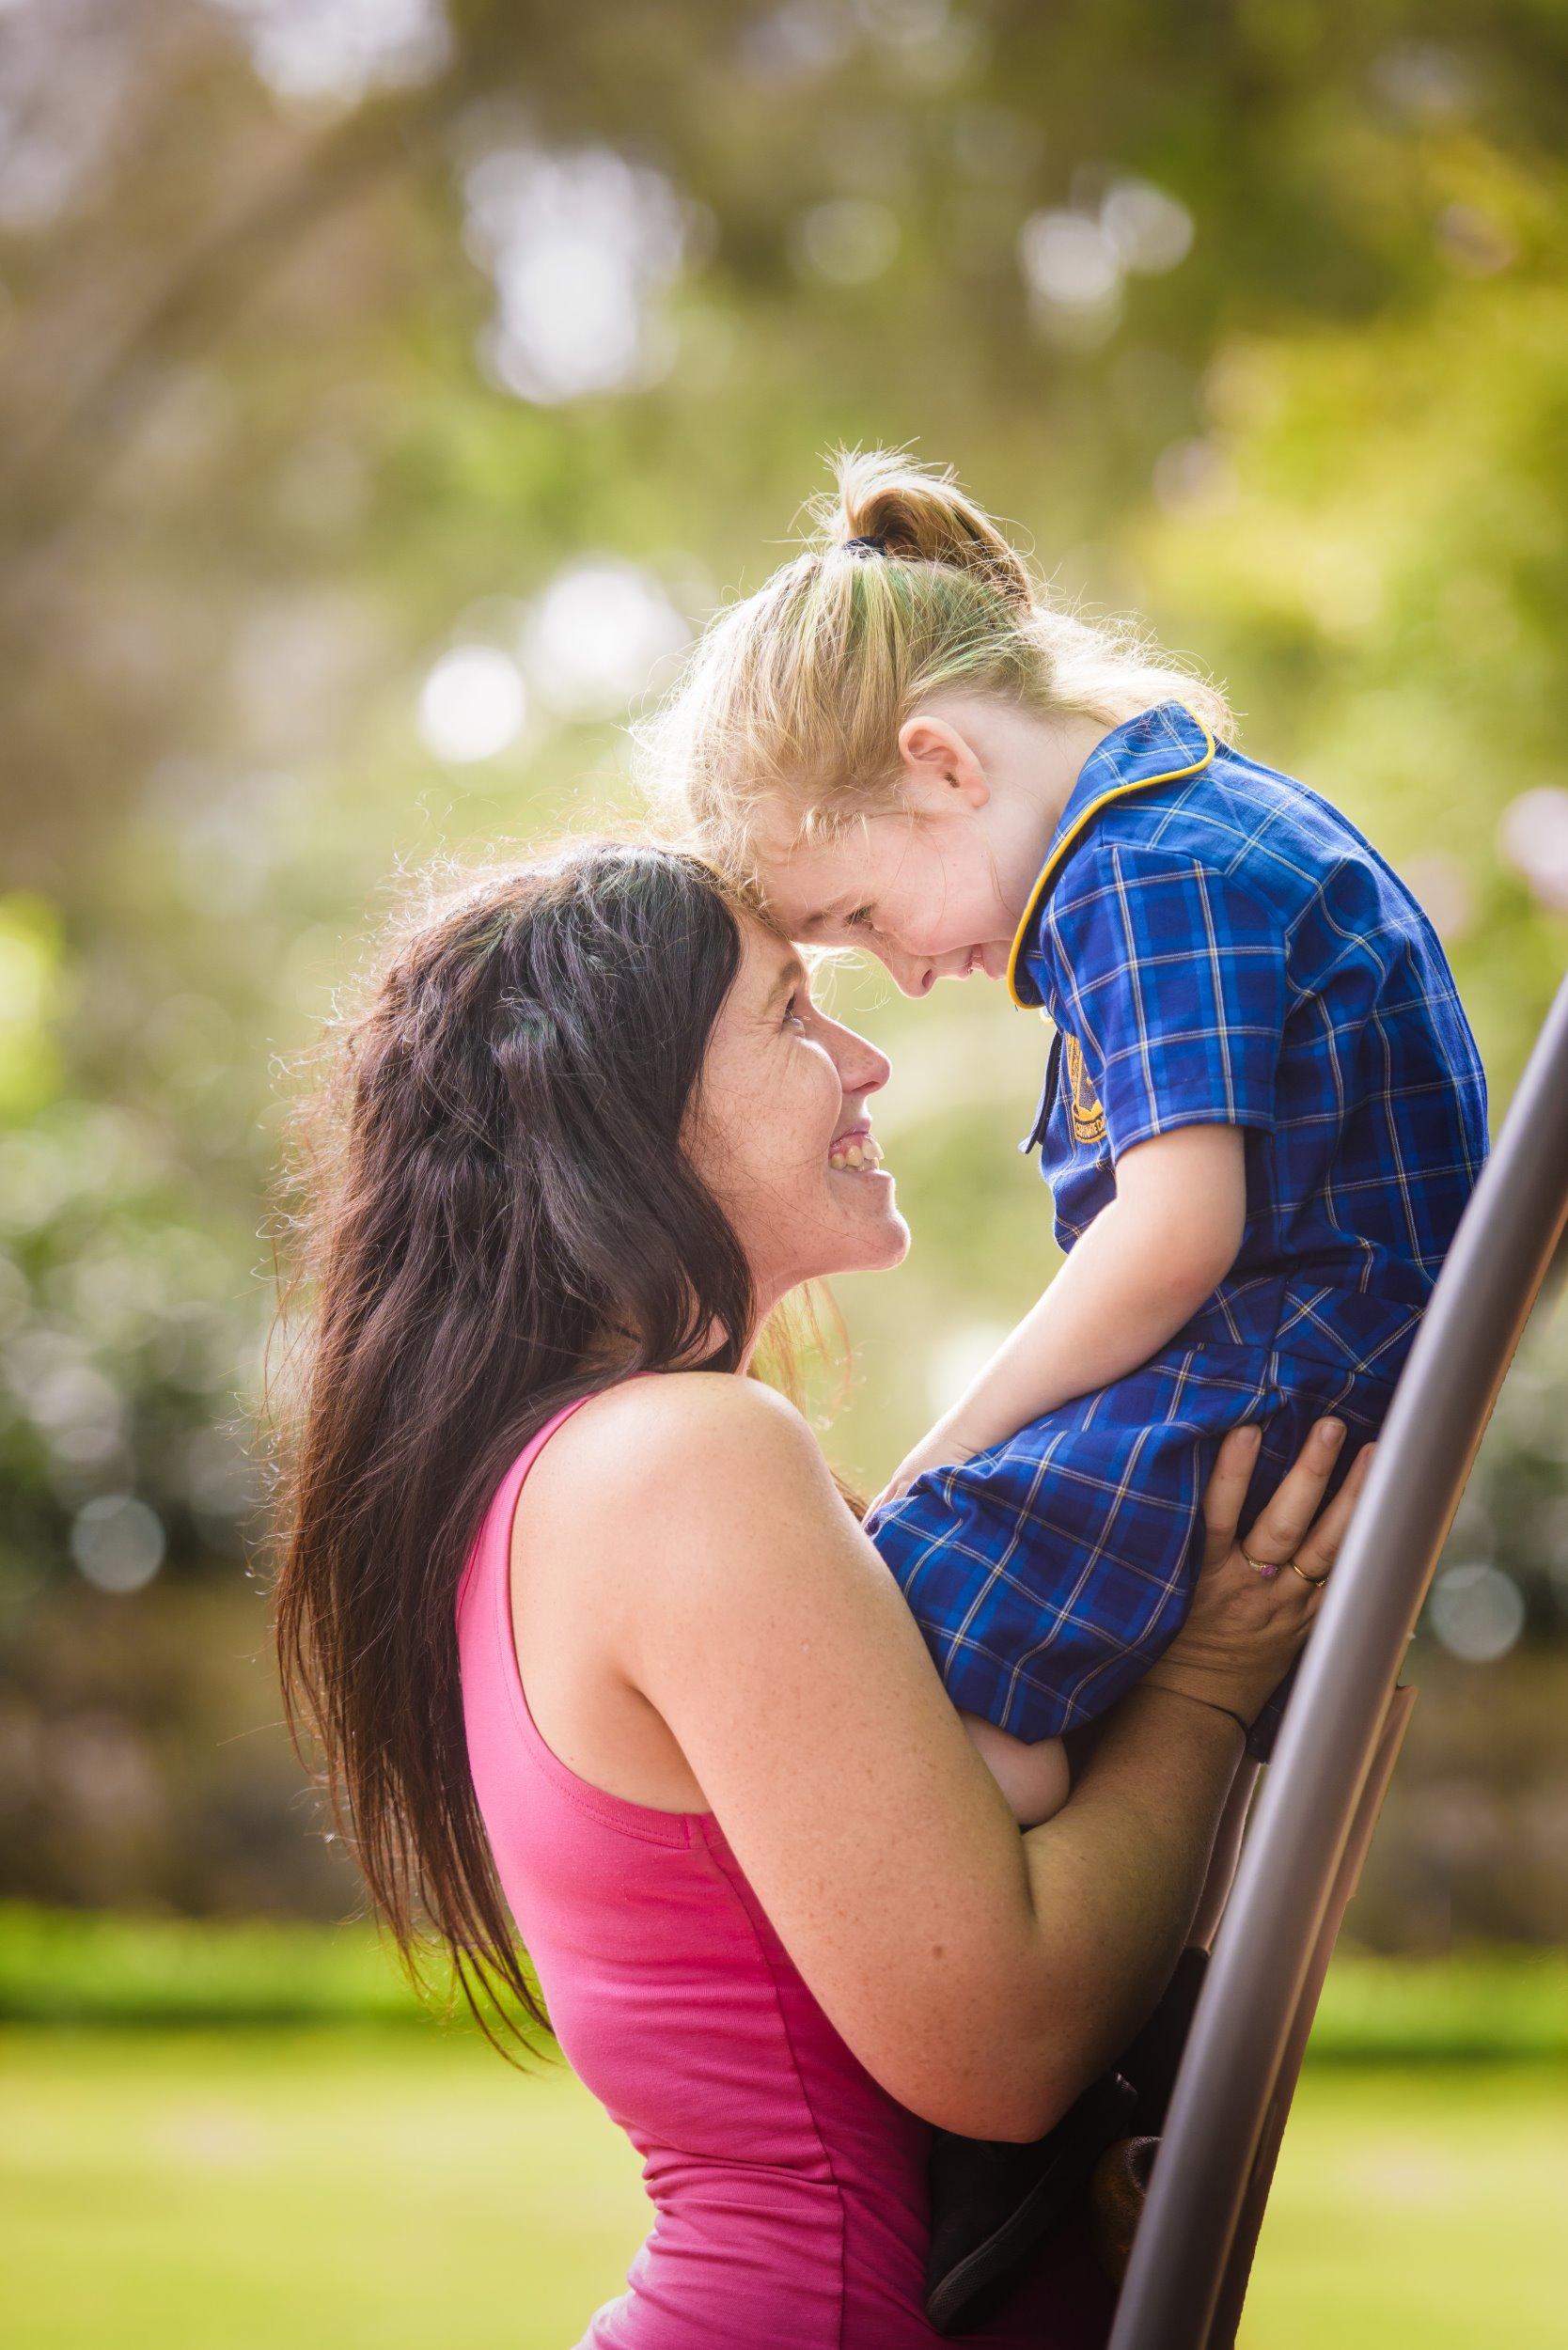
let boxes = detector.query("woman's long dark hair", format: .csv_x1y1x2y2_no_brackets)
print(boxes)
268,841,759,2058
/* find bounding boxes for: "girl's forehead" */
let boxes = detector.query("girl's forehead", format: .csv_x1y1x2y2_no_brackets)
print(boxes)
759,852,855,935
754,822,884,932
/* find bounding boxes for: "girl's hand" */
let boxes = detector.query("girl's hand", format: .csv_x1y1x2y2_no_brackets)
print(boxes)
1143,1418,1375,1731
871,1426,976,1518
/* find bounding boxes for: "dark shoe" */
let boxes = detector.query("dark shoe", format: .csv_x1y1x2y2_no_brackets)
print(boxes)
923,2069,1137,2336
1088,2133,1159,2283
1079,1948,1211,2288
1115,1943,1209,2133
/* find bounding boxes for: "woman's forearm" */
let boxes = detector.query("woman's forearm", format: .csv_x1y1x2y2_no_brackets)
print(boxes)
1006,1684,1244,2128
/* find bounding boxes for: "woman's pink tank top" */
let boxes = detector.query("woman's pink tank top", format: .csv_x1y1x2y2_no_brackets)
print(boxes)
456,1396,1113,2349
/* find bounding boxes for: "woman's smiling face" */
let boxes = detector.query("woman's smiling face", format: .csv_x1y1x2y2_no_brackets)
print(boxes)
685,915,909,1313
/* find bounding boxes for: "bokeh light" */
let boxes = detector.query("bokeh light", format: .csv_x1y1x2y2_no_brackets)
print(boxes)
1151,436,1239,515
1101,178,1195,274
1019,211,1121,316
736,3,855,86
69,1495,166,1595
417,645,526,764
463,143,688,404
1019,175,1191,347
924,1320,1014,1420
0,0,129,230
791,198,901,287
1399,853,1476,944
211,0,450,108
519,561,690,722
1497,788,1568,914
1429,1561,1528,1664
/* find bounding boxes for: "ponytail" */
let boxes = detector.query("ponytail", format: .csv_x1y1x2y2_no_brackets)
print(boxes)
821,449,1035,614
637,446,1231,877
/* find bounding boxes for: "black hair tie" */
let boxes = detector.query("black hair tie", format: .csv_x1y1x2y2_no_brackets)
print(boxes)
842,533,889,556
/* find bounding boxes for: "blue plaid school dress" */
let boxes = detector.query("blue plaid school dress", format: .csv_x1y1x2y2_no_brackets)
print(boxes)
867,701,1489,1755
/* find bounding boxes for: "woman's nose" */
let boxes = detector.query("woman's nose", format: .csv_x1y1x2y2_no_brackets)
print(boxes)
834,1021,891,1100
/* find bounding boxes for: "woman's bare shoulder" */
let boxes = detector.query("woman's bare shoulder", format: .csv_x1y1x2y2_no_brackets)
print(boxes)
527,1372,824,1540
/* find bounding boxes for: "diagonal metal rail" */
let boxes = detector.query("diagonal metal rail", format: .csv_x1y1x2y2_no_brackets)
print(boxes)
1109,977,1568,2350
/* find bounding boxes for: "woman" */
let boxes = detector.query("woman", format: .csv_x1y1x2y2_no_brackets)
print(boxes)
272,841,1369,2349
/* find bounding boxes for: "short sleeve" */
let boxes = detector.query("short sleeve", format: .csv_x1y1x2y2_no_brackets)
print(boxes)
1040,842,1287,1156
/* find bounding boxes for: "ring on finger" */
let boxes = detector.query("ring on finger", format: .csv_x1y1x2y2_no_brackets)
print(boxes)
1287,1559,1329,1589
1241,1548,1280,1581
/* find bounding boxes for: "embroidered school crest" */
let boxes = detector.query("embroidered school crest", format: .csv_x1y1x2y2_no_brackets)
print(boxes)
1064,1033,1106,1147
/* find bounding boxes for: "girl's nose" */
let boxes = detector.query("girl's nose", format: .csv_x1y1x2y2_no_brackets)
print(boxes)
884,944,935,998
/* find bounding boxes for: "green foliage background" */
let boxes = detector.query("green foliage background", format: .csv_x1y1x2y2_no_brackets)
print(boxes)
0,0,1564,1932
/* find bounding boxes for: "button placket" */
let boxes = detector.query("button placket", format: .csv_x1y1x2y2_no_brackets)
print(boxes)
1020,1021,1063,1157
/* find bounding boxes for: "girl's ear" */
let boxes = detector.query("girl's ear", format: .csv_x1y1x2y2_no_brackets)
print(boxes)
896,713,991,812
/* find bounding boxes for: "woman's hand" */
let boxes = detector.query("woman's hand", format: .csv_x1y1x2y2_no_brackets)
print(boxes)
1143,1418,1375,1733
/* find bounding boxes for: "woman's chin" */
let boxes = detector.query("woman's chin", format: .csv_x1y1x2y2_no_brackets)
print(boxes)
827,1183,911,1276
872,1219,912,1272
760,1174,911,1292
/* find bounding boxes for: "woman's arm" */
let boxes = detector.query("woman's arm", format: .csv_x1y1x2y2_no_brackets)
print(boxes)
878,1124,1247,1500
569,1376,1362,2142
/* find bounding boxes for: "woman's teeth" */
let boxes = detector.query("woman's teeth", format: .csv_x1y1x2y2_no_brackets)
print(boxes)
828,1134,884,1173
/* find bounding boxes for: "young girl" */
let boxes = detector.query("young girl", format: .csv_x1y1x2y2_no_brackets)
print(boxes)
643,449,1489,1822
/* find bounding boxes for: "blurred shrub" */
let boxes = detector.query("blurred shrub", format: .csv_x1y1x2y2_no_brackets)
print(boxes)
2,1899,1562,2068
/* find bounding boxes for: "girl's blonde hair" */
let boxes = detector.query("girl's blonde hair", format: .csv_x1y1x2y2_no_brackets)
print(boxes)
637,447,1231,880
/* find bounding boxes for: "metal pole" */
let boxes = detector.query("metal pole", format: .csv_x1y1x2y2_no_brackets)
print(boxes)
1109,978,1568,2350
1201,1684,1415,2348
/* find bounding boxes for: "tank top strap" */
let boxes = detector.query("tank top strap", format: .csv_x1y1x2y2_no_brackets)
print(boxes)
457,1382,710,1848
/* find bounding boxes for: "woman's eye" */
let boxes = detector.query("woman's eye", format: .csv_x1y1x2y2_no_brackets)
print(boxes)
783,996,808,1029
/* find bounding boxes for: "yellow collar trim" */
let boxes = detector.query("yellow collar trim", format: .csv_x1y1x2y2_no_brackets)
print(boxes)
1004,714,1217,1008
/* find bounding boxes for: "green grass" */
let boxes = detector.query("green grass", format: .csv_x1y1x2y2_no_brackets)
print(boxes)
0,2026,646,2350
4,1913,1565,2342
1,2026,1563,2349
1247,2067,1568,2350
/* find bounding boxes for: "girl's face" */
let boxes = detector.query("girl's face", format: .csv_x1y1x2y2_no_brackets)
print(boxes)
757,812,1019,998
755,697,1105,997
685,916,909,1315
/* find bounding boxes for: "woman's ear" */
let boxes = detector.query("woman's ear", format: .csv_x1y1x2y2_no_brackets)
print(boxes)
897,713,991,813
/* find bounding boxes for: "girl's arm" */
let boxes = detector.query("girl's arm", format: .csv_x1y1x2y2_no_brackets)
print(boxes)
574,1378,1360,2142
881,1121,1247,1500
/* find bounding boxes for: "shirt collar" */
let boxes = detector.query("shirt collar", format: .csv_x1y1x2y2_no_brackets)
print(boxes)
1005,700,1216,1008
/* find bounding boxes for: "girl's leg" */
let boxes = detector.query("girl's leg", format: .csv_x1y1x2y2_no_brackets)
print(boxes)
960,1713,1072,1826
